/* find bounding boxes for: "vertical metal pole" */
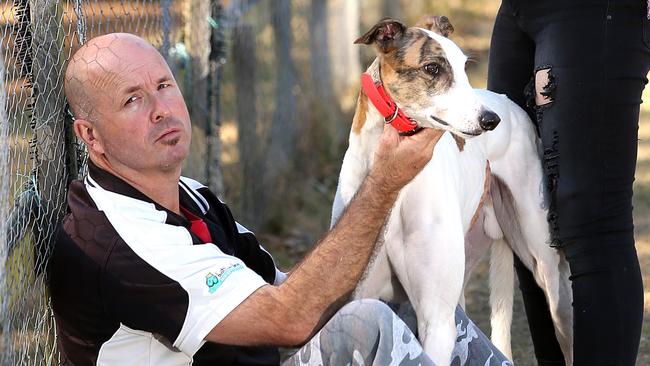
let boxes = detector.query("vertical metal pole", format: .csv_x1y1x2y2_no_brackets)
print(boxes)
161,0,171,60
74,0,86,46
0,48,11,366
30,0,67,271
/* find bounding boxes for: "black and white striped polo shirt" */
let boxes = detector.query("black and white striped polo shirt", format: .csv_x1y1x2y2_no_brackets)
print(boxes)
49,162,285,365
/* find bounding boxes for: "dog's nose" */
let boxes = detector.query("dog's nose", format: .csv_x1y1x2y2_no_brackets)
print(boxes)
479,110,501,131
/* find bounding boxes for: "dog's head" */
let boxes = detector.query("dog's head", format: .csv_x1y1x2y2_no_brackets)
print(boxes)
356,16,500,138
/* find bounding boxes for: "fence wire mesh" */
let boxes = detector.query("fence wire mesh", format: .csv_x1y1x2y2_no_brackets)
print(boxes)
0,1,189,364
1,0,360,363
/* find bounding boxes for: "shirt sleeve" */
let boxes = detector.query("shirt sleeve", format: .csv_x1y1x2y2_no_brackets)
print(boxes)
273,269,288,285
103,234,268,357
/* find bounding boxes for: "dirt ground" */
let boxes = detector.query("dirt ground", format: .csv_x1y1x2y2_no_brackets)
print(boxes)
464,111,650,365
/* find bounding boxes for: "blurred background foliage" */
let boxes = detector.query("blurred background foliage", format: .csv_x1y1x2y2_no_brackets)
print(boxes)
1,0,649,364
217,0,500,251
215,2,650,364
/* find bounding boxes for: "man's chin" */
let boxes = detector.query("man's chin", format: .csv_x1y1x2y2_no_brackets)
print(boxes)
159,147,190,172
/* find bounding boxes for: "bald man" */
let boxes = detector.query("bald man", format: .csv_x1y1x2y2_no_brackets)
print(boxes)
48,33,447,365
50,33,514,366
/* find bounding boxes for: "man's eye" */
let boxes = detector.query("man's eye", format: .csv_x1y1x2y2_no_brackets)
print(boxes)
124,96,137,106
158,83,171,90
423,63,440,76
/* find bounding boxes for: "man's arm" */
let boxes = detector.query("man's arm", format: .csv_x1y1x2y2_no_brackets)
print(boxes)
206,125,444,346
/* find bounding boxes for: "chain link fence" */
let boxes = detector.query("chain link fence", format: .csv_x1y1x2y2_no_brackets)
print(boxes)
0,0,227,363
0,0,507,363
1,0,380,363
1,0,365,359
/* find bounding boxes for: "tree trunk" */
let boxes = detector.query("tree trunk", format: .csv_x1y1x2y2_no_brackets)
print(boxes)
327,0,360,111
309,0,343,156
207,0,225,197
233,23,263,229
265,0,297,201
382,0,403,20
310,0,333,98
183,0,211,183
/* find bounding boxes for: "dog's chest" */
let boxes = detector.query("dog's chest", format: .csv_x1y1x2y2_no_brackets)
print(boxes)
395,133,489,231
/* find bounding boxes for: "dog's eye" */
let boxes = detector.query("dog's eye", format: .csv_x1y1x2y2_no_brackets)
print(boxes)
423,63,440,76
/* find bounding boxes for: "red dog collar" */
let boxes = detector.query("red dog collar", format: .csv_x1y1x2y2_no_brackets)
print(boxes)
361,72,420,134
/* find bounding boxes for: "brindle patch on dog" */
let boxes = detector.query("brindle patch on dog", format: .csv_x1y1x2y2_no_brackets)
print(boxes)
414,15,455,38
379,28,454,112
352,90,369,134
452,134,466,151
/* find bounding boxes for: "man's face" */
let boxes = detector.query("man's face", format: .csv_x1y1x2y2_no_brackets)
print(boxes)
81,38,191,174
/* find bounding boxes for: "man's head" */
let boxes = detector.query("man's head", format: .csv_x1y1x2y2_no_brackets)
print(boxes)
65,33,191,177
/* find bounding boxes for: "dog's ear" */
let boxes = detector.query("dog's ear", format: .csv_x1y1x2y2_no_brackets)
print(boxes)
415,15,454,38
354,18,407,53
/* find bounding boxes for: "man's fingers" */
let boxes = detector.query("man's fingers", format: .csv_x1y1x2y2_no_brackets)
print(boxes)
379,123,400,148
370,126,445,192
419,127,444,140
426,128,445,147
381,126,444,156
383,123,399,138
404,128,444,149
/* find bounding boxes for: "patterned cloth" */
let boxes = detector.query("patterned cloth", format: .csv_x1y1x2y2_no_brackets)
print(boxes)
283,300,513,366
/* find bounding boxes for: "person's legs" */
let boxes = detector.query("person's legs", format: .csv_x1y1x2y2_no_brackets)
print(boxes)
282,300,511,366
282,299,434,366
487,2,566,365
452,306,513,365
487,0,536,117
522,1,650,364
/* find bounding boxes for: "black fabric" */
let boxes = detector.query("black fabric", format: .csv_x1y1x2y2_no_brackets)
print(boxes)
50,210,120,366
49,162,280,365
487,1,649,364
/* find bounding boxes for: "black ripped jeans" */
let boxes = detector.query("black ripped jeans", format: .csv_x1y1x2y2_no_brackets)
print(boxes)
487,1,649,365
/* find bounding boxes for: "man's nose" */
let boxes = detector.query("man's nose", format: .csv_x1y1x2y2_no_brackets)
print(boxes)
151,97,172,123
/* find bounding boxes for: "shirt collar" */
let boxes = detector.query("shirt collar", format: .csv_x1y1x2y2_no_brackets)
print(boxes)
87,160,196,228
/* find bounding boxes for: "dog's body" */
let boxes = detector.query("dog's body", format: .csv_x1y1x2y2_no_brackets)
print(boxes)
330,18,573,365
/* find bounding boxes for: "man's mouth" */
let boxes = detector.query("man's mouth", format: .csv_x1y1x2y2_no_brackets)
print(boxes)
156,128,180,142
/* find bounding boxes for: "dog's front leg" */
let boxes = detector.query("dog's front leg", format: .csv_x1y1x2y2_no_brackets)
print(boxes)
387,218,466,365
330,147,369,228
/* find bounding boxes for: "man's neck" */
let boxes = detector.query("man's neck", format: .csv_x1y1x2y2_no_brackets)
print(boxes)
91,156,182,215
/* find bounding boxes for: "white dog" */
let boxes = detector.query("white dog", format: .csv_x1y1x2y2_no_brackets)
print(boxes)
330,17,573,365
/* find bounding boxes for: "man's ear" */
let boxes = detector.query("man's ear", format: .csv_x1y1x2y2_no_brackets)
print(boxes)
74,118,105,155
354,18,407,53
414,15,454,38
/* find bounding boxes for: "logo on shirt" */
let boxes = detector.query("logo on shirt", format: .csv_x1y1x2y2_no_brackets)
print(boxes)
206,263,243,294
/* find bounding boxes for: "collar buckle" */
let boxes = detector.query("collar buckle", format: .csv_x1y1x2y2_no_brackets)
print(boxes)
384,106,399,124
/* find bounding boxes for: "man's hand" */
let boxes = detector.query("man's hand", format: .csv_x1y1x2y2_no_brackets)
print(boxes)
369,125,445,194
206,125,445,347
